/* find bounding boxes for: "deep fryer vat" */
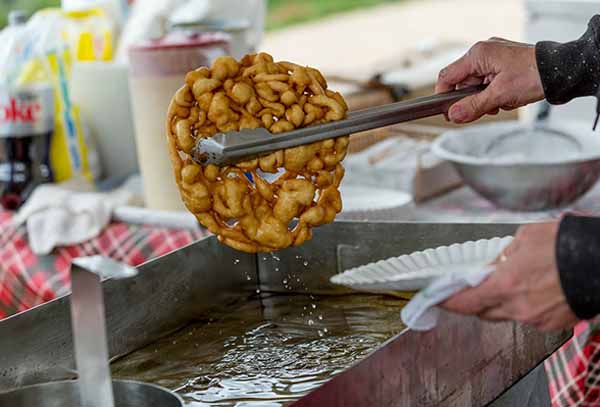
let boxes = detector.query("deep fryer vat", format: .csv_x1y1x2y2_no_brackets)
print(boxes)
0,222,570,406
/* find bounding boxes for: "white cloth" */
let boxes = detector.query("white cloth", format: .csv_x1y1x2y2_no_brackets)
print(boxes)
400,265,496,331
12,178,135,255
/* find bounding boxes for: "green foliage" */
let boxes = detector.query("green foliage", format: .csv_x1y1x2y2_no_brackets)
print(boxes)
266,0,403,31
0,0,60,27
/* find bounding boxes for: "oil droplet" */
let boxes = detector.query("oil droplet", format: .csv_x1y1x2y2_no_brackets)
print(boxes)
318,315,323,320
233,259,240,265
296,278,300,282
307,319,314,326
256,289,261,294
311,304,316,309
275,267,280,272
318,330,324,337
323,328,328,333
246,275,252,281
283,279,288,284
303,261,308,267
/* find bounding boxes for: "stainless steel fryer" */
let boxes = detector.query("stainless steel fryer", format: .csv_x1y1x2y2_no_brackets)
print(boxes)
0,222,570,406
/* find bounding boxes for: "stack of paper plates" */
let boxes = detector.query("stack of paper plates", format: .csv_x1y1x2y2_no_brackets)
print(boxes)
337,185,413,221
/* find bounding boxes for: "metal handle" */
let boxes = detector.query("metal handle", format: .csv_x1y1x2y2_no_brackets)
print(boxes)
346,84,485,122
70,257,137,407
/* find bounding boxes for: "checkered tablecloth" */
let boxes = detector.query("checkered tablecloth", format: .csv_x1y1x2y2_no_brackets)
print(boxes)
546,320,600,406
1,195,600,406
0,210,208,319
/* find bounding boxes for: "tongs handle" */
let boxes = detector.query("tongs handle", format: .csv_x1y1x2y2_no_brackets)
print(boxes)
345,84,485,124
194,85,485,166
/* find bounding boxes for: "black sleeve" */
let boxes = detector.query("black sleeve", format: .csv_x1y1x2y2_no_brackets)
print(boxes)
535,15,600,105
556,214,600,320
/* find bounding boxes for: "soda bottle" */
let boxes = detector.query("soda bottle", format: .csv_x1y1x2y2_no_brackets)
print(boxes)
0,84,55,210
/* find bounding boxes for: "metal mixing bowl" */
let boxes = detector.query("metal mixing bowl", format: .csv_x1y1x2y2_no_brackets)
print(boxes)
432,121,600,211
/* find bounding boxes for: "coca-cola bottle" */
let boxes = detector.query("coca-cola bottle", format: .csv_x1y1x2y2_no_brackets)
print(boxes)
0,84,55,210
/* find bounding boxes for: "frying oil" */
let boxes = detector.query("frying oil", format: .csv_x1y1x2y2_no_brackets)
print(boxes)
112,294,406,406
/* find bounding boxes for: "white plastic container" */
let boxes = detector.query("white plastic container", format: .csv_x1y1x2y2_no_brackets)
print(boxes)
523,0,600,124
70,62,138,180
128,32,229,211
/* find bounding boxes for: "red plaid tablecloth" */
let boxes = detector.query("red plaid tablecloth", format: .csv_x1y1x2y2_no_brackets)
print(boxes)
1,206,600,405
546,320,600,406
0,210,208,318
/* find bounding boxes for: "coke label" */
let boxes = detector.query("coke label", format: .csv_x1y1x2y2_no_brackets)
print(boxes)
0,84,54,137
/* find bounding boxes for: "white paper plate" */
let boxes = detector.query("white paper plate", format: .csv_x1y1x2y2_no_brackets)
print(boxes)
330,236,513,292
337,185,413,221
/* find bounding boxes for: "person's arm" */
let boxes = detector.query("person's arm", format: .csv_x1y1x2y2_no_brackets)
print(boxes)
538,19,600,318
536,15,600,105
557,215,600,319
436,16,600,124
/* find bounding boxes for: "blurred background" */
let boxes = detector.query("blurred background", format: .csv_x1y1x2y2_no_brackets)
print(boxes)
1,0,471,31
0,0,596,224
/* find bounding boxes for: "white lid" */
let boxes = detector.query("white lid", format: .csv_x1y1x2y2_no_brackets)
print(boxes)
526,0,600,19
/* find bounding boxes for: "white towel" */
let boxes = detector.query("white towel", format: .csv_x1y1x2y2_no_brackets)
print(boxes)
400,265,496,331
12,178,135,255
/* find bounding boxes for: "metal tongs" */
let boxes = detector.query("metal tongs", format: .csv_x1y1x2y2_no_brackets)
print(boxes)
193,85,485,166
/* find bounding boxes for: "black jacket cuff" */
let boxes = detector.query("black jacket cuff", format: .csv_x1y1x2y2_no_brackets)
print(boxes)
557,214,600,320
536,15,600,105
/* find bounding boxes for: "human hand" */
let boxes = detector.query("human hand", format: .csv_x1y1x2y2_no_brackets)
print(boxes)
441,221,578,332
436,38,545,123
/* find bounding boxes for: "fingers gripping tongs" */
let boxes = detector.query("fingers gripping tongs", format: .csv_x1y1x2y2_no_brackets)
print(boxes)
192,85,485,166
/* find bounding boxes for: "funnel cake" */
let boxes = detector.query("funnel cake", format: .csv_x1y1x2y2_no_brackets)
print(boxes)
167,53,349,253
